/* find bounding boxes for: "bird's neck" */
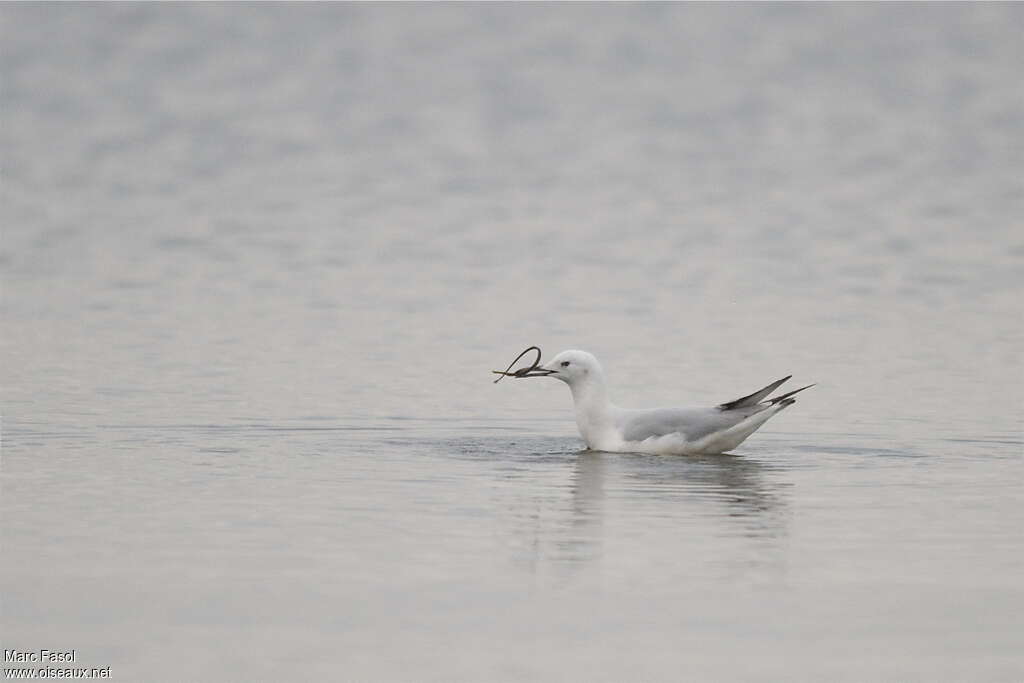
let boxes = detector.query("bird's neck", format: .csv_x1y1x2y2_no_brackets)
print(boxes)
569,375,613,425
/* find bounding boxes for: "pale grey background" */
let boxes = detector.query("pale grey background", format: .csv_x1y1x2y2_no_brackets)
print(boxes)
2,4,1022,682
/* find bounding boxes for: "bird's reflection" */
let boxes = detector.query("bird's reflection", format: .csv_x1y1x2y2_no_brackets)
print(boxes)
611,451,786,521
504,445,790,583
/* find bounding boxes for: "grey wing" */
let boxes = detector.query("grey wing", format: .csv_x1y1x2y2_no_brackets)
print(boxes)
618,407,756,443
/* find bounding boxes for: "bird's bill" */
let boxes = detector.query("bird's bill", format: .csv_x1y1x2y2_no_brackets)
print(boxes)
490,368,556,378
514,368,556,378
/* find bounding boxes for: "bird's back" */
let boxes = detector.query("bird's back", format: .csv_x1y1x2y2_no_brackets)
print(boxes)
615,404,768,444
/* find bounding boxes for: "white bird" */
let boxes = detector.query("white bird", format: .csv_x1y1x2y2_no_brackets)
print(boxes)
509,349,812,455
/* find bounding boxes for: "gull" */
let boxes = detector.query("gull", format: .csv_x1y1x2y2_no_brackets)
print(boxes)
510,349,812,455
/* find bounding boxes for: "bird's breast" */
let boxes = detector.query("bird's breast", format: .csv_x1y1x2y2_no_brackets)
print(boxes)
574,410,621,451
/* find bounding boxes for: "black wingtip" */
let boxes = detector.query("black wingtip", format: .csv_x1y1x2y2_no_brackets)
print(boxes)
717,375,792,411
767,383,815,405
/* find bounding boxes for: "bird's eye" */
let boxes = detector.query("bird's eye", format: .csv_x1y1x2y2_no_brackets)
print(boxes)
560,361,570,367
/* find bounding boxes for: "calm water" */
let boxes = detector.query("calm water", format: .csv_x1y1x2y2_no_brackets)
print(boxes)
2,4,1023,681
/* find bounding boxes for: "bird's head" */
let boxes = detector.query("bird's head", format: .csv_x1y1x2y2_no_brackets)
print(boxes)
521,349,602,386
